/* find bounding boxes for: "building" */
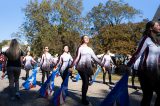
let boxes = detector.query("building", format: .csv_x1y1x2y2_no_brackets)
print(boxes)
153,5,160,21
2,46,9,52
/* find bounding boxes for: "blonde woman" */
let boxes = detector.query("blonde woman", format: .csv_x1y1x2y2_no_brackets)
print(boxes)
3,39,24,100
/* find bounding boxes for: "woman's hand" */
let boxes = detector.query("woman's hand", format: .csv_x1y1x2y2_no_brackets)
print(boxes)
69,67,73,73
102,67,106,72
125,66,131,74
1,72,6,79
53,66,57,70
99,62,104,67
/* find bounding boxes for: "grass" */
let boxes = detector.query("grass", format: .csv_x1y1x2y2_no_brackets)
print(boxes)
72,70,139,84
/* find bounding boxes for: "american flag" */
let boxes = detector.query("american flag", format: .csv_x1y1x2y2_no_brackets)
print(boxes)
39,67,60,97
22,66,38,90
100,73,129,106
52,72,70,106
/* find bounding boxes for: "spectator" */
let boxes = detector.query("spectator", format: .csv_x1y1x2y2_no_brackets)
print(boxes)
3,39,24,100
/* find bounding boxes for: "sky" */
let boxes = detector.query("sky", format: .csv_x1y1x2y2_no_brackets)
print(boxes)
0,0,159,42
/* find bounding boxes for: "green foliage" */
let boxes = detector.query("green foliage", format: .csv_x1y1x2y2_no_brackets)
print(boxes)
92,22,146,55
53,0,83,32
0,40,10,49
86,0,141,32
12,0,146,57
20,0,82,56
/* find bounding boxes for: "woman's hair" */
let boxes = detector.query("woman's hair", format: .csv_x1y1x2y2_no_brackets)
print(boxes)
43,46,49,52
61,45,69,54
6,39,21,60
143,21,156,37
44,46,48,49
27,51,30,55
104,46,110,54
27,51,33,56
81,35,87,44
63,45,68,49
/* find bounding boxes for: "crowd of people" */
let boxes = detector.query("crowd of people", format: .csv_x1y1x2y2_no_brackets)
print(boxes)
0,20,160,106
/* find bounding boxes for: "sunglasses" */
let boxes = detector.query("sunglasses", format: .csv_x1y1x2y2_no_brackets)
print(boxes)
45,48,48,49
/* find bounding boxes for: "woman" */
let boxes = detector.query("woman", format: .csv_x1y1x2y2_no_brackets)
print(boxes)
23,51,36,80
52,54,59,67
0,51,7,79
40,46,52,84
127,21,160,106
101,49,114,85
3,39,24,100
69,35,103,105
56,46,73,83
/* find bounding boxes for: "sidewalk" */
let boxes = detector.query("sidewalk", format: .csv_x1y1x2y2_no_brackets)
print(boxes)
0,69,153,106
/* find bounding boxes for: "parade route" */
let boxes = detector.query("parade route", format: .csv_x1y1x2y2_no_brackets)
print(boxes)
0,69,156,106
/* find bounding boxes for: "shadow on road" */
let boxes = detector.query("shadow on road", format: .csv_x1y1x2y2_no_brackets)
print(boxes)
0,86,49,106
0,81,150,106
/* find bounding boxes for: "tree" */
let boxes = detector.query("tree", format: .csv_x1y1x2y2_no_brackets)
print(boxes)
0,40,10,49
19,0,82,56
53,0,83,33
86,0,141,34
14,0,145,57
92,22,146,55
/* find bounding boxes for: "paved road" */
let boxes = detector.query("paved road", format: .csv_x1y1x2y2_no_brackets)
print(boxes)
0,69,156,106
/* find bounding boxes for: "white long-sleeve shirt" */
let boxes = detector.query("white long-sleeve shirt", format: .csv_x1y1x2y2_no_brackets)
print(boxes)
24,55,35,69
101,54,113,68
52,56,59,66
40,52,52,71
133,56,141,70
128,35,160,72
57,52,73,73
71,45,101,71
